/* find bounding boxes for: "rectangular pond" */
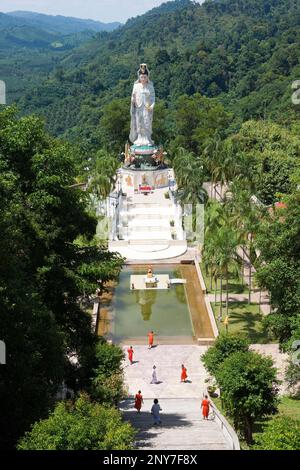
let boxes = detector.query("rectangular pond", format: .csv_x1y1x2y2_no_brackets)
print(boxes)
98,264,214,344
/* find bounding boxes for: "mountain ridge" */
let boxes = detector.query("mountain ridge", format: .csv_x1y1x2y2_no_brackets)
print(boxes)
3,0,300,143
4,10,122,34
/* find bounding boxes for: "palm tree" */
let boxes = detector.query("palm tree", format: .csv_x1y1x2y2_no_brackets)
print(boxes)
203,202,223,290
203,201,240,318
224,178,260,303
213,218,240,318
89,150,120,200
203,133,223,199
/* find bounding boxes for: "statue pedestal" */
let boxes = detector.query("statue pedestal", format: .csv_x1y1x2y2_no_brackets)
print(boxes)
130,144,158,155
124,144,162,170
119,167,169,193
122,138,168,192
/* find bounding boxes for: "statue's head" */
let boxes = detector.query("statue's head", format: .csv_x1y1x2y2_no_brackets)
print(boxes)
138,63,149,83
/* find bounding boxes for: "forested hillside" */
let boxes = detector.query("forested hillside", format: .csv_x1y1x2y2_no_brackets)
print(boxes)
6,0,299,147
0,11,120,102
6,11,121,34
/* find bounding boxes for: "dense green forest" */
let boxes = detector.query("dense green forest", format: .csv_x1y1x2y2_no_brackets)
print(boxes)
0,107,129,449
0,11,120,103
3,0,298,149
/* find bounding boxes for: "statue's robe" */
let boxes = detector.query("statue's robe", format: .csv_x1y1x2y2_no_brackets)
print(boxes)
130,80,155,146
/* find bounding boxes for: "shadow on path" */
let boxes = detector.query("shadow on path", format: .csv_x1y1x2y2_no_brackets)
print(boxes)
121,410,193,449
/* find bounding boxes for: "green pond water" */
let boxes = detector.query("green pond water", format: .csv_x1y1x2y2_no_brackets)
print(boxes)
111,265,194,341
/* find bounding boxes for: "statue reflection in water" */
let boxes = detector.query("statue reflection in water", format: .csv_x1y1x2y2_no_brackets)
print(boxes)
134,289,157,321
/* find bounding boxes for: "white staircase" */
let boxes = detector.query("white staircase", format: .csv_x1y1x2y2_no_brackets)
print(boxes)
120,345,237,450
120,398,231,450
125,202,173,241
109,187,187,260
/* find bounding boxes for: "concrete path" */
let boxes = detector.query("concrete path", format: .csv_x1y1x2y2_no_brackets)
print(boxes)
122,345,208,399
207,292,271,315
120,398,230,450
121,345,231,450
250,344,289,395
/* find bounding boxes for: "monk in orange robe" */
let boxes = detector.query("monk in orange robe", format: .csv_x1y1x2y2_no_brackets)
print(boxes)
148,331,154,349
134,390,143,413
181,364,188,382
201,395,210,419
127,346,134,364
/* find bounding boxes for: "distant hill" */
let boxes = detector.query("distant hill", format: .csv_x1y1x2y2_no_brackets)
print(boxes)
4,0,300,142
6,11,121,34
0,10,115,102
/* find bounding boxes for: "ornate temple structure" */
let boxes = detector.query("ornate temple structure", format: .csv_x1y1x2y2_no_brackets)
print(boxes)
108,64,187,260
120,63,169,193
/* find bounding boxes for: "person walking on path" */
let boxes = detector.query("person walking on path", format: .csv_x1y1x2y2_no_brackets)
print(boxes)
150,365,158,384
127,346,134,364
181,364,188,383
148,330,154,349
151,398,162,425
134,390,143,413
201,395,211,420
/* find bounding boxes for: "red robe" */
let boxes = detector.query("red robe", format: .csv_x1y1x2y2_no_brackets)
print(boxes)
134,393,143,411
201,399,210,418
181,367,188,381
148,332,154,346
127,348,133,362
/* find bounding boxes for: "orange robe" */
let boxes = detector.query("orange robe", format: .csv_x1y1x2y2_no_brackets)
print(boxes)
201,399,210,418
134,393,143,411
148,332,154,346
128,348,133,362
181,367,188,381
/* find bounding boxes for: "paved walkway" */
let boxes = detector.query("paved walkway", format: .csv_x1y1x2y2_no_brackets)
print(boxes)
207,292,271,315
120,345,231,450
122,345,208,399
250,344,289,395
120,398,230,450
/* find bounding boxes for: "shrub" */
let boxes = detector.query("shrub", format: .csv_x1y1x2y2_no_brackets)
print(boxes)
93,341,124,377
202,334,249,377
17,394,135,450
91,372,127,405
253,416,300,450
90,341,125,405
218,351,279,444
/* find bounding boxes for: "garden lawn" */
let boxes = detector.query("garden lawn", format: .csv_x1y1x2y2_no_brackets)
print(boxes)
212,396,300,450
212,301,275,344
278,396,300,420
200,263,248,294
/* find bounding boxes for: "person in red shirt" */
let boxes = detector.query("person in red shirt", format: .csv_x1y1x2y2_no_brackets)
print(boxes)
201,395,211,420
134,390,144,413
181,364,188,383
127,346,134,364
148,331,154,349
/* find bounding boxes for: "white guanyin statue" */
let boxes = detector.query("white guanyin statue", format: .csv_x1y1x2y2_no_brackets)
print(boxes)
129,63,155,146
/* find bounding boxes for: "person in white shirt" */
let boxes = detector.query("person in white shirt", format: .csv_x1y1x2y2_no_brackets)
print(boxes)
151,398,162,425
150,365,158,384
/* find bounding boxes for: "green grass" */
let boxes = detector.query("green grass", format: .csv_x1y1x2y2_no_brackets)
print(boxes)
211,395,300,450
212,301,275,344
278,396,300,420
200,262,248,295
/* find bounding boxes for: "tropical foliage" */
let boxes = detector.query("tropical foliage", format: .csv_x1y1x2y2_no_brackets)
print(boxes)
17,394,134,450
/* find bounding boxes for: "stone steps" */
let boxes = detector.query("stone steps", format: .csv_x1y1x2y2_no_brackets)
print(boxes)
127,232,171,240
120,398,230,450
129,213,172,220
129,219,171,227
